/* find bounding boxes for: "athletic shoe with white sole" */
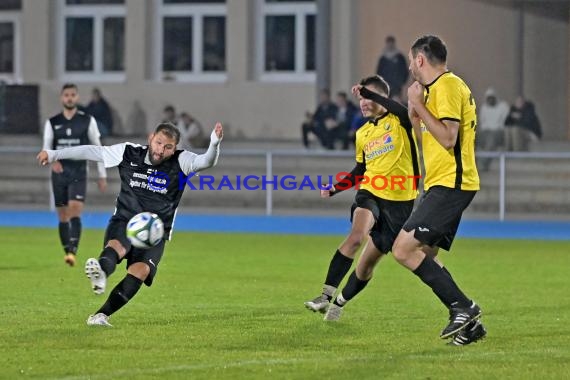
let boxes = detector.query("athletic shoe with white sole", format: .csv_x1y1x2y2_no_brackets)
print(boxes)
86,313,112,327
85,258,106,295
304,295,330,313
449,320,487,346
440,302,482,339
323,303,343,321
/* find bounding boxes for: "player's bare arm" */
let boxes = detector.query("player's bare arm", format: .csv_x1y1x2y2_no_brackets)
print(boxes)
408,81,459,150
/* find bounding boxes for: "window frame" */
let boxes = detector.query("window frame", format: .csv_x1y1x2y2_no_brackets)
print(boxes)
57,0,126,82
256,0,316,83
0,12,21,83
153,0,227,83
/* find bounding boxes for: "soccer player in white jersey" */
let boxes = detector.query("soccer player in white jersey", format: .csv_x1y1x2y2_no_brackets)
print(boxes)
37,122,222,326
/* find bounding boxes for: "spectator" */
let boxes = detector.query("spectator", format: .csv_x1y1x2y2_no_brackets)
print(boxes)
329,91,359,150
179,112,208,149
301,89,338,149
477,87,509,171
301,111,316,149
347,110,368,148
85,88,113,138
376,36,409,99
504,95,542,152
162,105,178,125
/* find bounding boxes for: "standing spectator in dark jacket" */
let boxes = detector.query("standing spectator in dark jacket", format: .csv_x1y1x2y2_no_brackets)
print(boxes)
376,36,409,99
86,88,113,138
504,95,542,152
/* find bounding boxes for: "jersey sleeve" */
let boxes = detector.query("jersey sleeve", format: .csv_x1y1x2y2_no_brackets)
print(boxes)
435,79,462,122
359,87,412,130
178,129,221,174
178,150,198,175
87,116,107,177
42,120,53,151
100,143,131,168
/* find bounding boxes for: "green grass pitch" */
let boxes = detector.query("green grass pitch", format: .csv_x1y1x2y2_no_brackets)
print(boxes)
2,227,570,379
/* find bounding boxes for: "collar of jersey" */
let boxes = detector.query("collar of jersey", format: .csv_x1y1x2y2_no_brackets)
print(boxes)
371,112,389,126
425,71,451,91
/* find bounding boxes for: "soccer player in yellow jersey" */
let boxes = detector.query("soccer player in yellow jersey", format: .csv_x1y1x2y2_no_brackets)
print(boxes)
392,35,486,345
305,75,420,321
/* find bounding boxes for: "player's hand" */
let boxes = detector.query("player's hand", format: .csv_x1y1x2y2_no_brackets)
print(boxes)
36,150,49,166
214,122,223,140
351,84,362,97
408,102,420,123
320,184,335,198
407,81,425,106
98,178,107,193
51,161,63,173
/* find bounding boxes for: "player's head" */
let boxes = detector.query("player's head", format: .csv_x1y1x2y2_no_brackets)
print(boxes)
409,35,447,84
358,75,390,118
60,83,79,111
148,123,180,165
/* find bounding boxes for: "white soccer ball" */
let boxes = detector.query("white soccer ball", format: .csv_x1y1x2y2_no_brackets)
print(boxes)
126,212,164,249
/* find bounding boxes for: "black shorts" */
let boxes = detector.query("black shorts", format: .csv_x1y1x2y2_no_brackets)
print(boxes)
104,216,166,287
402,186,476,251
351,190,414,253
51,172,87,207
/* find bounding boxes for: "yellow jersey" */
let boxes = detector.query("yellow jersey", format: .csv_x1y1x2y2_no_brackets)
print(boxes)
355,113,419,201
420,72,480,191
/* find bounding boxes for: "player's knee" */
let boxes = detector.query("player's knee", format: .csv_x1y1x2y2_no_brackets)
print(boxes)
392,234,412,264
106,239,127,258
67,201,83,217
128,262,150,281
346,230,366,250
356,262,374,280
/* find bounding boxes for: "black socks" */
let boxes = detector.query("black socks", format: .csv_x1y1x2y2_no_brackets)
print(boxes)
58,222,71,253
69,217,82,253
98,246,120,277
97,274,143,316
413,256,471,308
325,250,354,289
333,271,370,307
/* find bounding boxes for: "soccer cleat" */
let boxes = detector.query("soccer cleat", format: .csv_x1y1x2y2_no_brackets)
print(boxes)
449,320,487,346
323,303,343,321
440,302,482,339
304,295,330,313
86,313,112,327
64,253,76,267
85,258,107,295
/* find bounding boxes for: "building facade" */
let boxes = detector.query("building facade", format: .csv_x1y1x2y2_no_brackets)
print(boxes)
0,0,568,140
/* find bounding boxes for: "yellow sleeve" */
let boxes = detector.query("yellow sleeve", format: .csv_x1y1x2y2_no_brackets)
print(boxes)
435,80,462,121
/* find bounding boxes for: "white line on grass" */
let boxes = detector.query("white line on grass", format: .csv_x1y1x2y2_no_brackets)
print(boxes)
49,357,330,380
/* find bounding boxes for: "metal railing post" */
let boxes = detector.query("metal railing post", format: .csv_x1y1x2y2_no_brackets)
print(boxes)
499,153,506,221
266,151,273,216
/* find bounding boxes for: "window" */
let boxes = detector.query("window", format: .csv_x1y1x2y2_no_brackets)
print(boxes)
258,0,316,81
0,0,21,10
0,12,20,83
156,0,227,82
59,0,125,81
